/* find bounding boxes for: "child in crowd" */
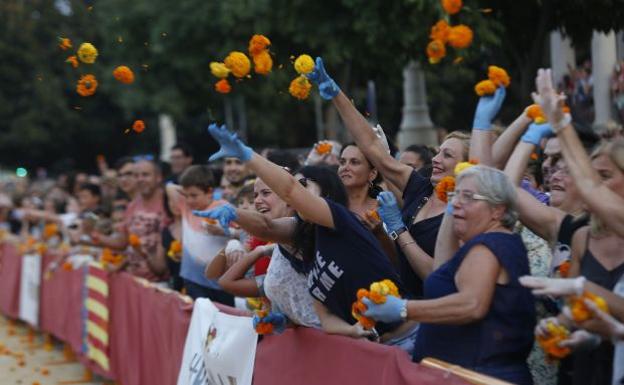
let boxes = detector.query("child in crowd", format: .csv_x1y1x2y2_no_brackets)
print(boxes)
168,165,231,304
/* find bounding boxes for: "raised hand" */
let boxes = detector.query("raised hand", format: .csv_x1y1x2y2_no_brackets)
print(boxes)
307,57,340,100
521,122,554,146
193,203,238,235
362,295,407,323
533,69,567,129
376,191,405,233
473,87,506,130
207,123,253,162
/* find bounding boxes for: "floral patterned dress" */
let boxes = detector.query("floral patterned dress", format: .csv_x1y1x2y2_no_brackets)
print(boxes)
517,224,558,385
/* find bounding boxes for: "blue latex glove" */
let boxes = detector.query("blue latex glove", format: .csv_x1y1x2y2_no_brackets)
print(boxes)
264,312,288,334
445,201,454,215
362,296,407,323
207,123,253,162
252,314,262,329
376,191,405,233
252,312,288,334
472,87,506,130
521,122,553,146
193,203,238,235
306,57,340,100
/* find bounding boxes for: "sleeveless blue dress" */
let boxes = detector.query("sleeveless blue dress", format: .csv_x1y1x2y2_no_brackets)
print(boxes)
413,232,536,385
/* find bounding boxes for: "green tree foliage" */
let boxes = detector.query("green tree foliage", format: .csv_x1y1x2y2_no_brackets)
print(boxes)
2,0,621,172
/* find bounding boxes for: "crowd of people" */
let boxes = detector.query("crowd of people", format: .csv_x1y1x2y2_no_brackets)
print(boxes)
1,62,624,385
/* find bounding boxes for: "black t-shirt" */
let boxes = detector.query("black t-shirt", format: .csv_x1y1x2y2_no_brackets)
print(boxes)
309,199,405,335
398,170,442,298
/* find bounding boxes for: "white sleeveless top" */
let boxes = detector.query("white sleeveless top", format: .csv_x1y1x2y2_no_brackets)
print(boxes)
263,246,321,329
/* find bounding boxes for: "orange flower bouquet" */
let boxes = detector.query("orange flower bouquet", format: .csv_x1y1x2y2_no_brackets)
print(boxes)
426,40,447,64
113,66,135,84
128,233,141,247
62,261,73,271
435,176,456,203
76,74,98,97
132,120,145,133
447,25,473,49
43,223,59,240
474,66,510,96
214,79,232,94
315,141,333,155
568,291,609,322
352,279,401,329
557,260,571,278
289,75,312,100
101,248,124,267
526,104,547,124
248,35,272,76
66,55,79,68
167,240,182,261
441,0,462,15
58,37,72,50
536,320,571,361
224,51,251,78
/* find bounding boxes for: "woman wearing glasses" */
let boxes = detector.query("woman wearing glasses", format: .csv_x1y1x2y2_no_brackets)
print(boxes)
365,166,536,385
198,124,418,351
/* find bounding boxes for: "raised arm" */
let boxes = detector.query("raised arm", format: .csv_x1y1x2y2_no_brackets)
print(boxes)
492,110,532,169
535,68,624,237
503,120,553,186
433,205,460,270
205,124,335,229
514,188,564,244
307,57,413,191
470,87,507,167
194,204,297,245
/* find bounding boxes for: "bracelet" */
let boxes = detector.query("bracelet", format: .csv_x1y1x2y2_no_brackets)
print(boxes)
552,113,572,134
399,240,416,248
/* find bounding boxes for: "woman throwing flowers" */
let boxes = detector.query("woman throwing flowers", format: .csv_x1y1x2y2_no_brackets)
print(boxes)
365,166,536,384
305,57,507,298
200,123,418,352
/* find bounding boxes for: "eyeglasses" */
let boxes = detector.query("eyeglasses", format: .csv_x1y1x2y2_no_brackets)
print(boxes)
447,190,491,205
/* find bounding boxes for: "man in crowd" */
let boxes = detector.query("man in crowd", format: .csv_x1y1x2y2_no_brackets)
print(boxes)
93,159,168,281
219,157,249,201
168,142,194,184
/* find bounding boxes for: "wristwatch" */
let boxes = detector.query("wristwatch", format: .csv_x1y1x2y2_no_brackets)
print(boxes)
389,226,408,241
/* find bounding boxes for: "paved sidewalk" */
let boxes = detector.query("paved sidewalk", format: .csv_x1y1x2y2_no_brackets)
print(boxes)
0,315,107,385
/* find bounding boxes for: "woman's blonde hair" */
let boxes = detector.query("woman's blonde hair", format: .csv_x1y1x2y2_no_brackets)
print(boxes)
590,138,624,171
589,138,624,234
443,131,471,161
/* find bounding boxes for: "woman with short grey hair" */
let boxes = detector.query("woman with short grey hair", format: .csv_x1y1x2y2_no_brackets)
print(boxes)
365,165,536,384
455,165,518,229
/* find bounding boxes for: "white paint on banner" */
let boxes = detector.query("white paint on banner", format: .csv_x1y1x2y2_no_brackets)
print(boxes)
177,299,257,385
18,253,41,327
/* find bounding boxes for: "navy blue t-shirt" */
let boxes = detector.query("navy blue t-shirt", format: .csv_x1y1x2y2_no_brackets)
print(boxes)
399,170,441,298
309,199,405,335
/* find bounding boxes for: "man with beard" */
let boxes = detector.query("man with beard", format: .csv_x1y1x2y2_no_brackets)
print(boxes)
219,157,250,202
